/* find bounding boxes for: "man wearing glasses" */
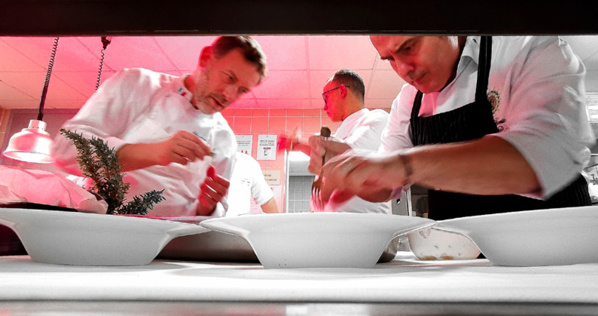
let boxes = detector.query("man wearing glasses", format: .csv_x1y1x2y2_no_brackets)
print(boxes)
279,69,390,214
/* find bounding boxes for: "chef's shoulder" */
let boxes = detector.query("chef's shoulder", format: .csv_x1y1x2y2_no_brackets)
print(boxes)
491,36,577,65
367,108,390,121
105,68,177,94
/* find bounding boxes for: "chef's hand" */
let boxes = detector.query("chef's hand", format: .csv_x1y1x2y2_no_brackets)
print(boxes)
117,131,212,172
196,166,230,216
320,151,407,204
307,135,351,175
277,132,296,152
154,131,212,166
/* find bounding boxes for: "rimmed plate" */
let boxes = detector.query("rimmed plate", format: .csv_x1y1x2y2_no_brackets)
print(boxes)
200,212,434,269
0,207,209,266
435,205,598,266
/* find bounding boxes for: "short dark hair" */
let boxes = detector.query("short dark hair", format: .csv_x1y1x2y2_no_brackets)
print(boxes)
212,36,268,83
331,69,365,101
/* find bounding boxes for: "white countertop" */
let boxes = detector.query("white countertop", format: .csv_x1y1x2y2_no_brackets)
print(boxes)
1,252,598,305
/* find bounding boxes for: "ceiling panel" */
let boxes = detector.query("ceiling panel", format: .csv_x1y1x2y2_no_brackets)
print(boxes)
307,36,377,70
254,36,309,71
253,70,310,99
1,35,598,112
368,70,407,100
153,36,217,72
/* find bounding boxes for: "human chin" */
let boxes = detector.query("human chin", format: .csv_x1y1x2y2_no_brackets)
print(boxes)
193,98,218,114
414,78,442,93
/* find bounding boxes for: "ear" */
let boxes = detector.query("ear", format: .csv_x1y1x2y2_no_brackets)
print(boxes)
199,46,213,68
339,84,348,98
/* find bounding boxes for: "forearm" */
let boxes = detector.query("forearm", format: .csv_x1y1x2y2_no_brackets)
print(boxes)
322,138,352,156
116,143,161,172
260,198,279,213
407,135,541,195
293,141,312,156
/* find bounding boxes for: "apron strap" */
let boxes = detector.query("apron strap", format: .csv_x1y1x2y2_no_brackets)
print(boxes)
475,36,492,102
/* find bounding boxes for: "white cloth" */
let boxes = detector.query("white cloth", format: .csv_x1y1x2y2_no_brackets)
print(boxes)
51,68,237,216
381,36,595,199
319,109,391,214
0,166,107,213
2,253,598,304
226,153,274,216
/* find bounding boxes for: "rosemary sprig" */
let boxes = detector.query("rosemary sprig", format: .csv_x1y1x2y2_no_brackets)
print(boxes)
60,129,165,215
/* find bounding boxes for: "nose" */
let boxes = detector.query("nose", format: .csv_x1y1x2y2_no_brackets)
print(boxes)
391,60,414,80
222,84,237,101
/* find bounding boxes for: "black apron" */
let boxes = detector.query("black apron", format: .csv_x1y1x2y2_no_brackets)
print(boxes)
409,36,591,221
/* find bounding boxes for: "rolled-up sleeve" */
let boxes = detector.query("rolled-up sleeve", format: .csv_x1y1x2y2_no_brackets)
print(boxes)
380,86,416,153
494,37,595,198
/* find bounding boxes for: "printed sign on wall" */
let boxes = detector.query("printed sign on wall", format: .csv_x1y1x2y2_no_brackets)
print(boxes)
262,170,281,185
257,135,277,160
235,135,253,155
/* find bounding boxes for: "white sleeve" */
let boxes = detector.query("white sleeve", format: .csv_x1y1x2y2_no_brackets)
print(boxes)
493,37,595,198
380,85,416,153
250,161,274,206
343,110,389,152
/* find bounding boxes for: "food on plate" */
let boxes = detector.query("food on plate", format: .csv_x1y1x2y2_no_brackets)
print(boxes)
408,227,480,260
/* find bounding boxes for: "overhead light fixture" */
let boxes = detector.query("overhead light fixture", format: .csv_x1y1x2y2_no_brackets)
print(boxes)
3,37,60,164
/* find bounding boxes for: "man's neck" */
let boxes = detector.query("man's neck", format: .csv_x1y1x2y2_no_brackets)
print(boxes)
184,75,195,92
439,36,468,92
342,102,364,121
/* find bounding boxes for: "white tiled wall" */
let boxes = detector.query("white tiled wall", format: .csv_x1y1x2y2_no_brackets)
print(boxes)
287,176,314,213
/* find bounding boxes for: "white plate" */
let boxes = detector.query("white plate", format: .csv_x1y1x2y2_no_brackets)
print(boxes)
200,213,434,269
435,205,598,266
0,207,209,266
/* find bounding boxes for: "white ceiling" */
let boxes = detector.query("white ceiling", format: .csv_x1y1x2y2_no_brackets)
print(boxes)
1,35,598,111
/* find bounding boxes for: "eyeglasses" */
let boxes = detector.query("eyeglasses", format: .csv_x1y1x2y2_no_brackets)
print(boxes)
322,85,350,98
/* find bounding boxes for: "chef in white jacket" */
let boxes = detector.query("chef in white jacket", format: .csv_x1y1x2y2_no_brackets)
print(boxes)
279,69,390,214
51,36,268,217
318,36,594,220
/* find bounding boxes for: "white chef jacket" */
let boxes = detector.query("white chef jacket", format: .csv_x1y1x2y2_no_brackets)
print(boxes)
226,152,274,216
319,108,391,214
381,36,595,199
51,68,237,216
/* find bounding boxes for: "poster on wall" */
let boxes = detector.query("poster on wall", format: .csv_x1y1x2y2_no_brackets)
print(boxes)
262,170,281,186
257,135,277,160
235,135,253,155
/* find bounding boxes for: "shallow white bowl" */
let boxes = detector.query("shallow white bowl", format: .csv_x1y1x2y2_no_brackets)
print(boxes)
435,205,598,266
0,207,209,266
200,213,434,269
407,227,480,260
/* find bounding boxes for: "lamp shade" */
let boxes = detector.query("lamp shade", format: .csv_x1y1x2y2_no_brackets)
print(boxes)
3,120,54,164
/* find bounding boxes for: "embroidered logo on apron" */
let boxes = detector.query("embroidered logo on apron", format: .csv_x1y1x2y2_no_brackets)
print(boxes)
488,89,506,131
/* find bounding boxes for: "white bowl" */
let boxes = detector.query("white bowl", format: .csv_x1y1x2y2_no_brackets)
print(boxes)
0,207,209,266
407,227,480,260
435,205,598,266
200,213,434,269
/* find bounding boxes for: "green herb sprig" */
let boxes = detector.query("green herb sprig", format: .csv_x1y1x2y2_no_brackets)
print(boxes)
60,129,165,215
